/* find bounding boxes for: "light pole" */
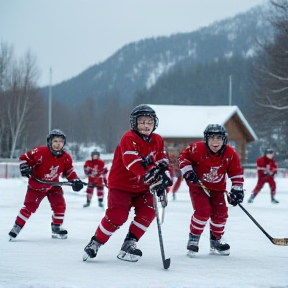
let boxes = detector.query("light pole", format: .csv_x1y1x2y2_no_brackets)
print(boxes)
48,68,52,133
229,75,232,106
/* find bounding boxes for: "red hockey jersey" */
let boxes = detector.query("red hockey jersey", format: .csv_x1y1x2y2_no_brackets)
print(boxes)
256,155,278,177
84,159,106,185
19,146,78,191
108,130,169,192
179,142,244,191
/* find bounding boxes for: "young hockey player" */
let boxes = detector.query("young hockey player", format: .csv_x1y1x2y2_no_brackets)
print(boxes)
8,129,84,241
179,124,244,257
83,149,108,208
248,148,279,204
83,104,172,263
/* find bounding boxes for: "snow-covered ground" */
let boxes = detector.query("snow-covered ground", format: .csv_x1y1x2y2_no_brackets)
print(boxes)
1,176,287,288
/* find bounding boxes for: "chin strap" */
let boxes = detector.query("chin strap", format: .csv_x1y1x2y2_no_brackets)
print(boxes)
133,130,152,142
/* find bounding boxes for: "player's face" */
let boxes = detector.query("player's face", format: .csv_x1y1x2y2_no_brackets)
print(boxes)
208,135,224,153
92,154,99,160
266,153,274,159
51,137,65,151
137,116,154,137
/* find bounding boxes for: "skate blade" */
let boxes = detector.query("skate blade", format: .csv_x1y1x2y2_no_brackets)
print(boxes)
187,250,197,258
52,234,68,239
83,252,90,261
8,236,16,242
209,248,230,256
117,251,141,262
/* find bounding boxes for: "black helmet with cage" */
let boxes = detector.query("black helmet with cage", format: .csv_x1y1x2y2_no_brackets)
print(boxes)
129,104,159,132
91,149,100,159
264,148,274,155
47,129,66,156
203,124,228,154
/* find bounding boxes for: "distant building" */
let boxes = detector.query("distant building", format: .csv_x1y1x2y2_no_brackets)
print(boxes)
149,104,257,164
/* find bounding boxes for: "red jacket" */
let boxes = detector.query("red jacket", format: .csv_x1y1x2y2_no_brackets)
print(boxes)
179,142,244,191
108,130,169,192
256,155,277,178
19,146,78,191
84,159,106,185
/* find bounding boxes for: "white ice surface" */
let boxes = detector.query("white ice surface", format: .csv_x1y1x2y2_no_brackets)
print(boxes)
1,176,287,288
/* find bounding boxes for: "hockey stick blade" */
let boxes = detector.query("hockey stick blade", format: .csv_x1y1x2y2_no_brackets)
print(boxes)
163,258,171,269
271,238,288,246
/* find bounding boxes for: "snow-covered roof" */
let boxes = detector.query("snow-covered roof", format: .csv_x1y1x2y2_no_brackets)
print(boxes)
149,104,257,140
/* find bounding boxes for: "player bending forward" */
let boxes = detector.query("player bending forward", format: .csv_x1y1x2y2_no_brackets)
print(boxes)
8,129,83,241
179,124,244,257
82,104,172,263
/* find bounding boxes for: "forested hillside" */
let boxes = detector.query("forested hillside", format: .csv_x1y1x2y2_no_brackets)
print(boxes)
2,1,288,165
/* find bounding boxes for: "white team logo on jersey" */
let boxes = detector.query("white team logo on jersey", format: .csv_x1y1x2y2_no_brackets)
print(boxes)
44,165,60,181
203,166,224,183
91,165,98,177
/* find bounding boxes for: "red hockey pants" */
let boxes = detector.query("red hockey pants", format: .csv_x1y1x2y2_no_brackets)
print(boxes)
253,175,276,198
15,187,66,227
189,185,228,239
95,188,155,244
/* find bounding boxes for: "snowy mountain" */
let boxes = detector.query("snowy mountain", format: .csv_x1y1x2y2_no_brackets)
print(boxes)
39,4,273,108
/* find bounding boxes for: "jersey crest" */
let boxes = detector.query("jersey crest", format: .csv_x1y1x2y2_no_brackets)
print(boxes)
44,165,60,181
203,166,224,183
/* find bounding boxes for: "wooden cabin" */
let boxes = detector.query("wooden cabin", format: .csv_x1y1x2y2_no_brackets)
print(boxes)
149,105,257,164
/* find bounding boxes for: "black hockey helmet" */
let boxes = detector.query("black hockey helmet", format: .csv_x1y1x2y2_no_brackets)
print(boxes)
264,148,274,155
129,104,159,131
204,124,228,154
47,129,66,156
91,149,100,158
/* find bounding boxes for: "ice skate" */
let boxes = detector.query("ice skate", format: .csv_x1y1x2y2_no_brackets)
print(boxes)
51,223,68,239
8,224,22,241
83,200,91,208
117,238,142,262
83,236,102,261
247,194,254,203
271,197,279,204
210,232,230,256
98,199,104,208
187,233,200,258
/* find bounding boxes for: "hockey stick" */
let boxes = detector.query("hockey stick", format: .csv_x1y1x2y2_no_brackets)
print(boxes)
198,178,288,246
30,174,96,188
151,189,171,269
238,203,288,246
159,190,168,224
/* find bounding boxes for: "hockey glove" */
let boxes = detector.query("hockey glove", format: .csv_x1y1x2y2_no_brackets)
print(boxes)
149,178,165,197
162,171,173,188
264,170,274,176
71,179,84,192
149,172,172,196
227,186,244,206
20,163,32,178
143,161,169,185
141,154,154,170
183,169,198,184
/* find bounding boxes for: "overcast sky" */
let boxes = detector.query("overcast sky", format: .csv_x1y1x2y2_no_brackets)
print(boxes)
1,0,266,86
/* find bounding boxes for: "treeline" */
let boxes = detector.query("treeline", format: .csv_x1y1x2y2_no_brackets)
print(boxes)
0,41,132,158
